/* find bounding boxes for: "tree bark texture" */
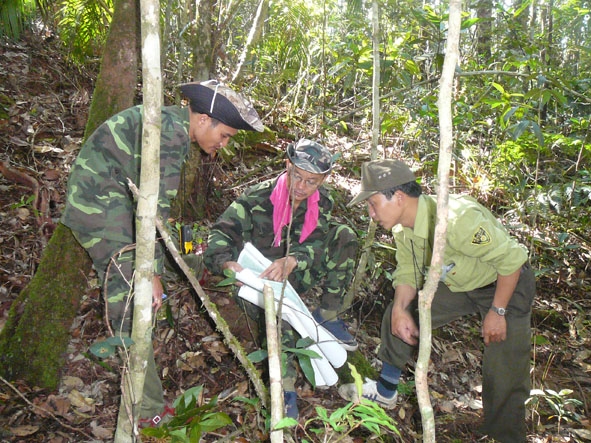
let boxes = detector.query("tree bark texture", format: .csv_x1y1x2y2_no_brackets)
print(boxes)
114,0,162,437
171,0,214,222
415,0,461,441
0,224,91,388
263,284,284,442
84,0,139,139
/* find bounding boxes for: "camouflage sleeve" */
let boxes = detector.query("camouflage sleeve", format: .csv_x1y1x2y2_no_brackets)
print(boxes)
61,106,142,244
63,105,190,276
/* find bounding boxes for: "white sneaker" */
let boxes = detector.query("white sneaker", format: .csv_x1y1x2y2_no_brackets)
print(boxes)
338,378,398,409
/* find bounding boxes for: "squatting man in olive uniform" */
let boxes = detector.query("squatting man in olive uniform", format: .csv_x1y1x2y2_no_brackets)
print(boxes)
340,159,535,443
204,139,359,419
61,80,263,426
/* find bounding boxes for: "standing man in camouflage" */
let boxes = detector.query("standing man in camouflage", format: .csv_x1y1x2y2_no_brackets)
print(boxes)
204,139,358,419
61,80,263,426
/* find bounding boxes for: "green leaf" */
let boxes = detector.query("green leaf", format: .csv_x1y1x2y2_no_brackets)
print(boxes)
533,334,550,345
491,82,506,95
461,17,482,29
187,424,202,442
222,268,235,278
232,396,260,407
106,335,134,347
198,412,232,432
274,417,298,429
216,277,237,287
173,385,204,411
283,347,321,360
140,426,167,437
89,340,115,358
295,336,315,348
247,349,269,363
297,353,316,388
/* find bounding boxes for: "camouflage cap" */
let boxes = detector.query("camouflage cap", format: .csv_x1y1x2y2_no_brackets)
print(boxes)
286,139,334,174
180,80,264,132
348,159,416,206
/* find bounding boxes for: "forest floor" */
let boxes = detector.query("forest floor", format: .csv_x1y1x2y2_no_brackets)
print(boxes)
0,33,590,443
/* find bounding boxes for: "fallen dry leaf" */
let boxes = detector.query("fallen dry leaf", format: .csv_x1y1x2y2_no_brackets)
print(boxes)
68,389,95,413
10,425,39,437
90,420,113,440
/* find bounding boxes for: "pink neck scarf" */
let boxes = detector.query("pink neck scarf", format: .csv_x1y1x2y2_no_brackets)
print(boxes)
270,172,319,247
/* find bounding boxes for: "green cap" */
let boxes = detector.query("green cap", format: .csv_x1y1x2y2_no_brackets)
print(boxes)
180,79,264,132
348,159,416,206
286,139,334,174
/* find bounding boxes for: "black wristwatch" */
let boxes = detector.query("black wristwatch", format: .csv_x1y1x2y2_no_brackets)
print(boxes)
490,305,507,316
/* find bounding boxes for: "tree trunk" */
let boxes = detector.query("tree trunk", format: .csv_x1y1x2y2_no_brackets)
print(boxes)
115,0,161,437
231,0,269,83
0,224,91,388
264,284,284,443
0,0,140,390
171,0,214,222
415,1,460,441
84,0,139,137
192,0,214,82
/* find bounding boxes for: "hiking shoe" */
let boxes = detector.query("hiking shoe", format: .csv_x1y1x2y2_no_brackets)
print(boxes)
139,404,175,428
338,379,398,409
312,309,359,351
284,391,299,419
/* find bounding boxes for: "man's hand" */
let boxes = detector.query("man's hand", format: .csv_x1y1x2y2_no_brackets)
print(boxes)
391,307,420,346
222,261,245,286
223,261,244,274
482,310,507,345
259,256,297,282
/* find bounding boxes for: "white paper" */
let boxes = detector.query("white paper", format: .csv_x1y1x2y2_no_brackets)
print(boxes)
235,242,347,386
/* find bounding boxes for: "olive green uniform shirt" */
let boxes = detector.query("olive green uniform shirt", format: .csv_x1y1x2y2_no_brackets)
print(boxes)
392,194,528,292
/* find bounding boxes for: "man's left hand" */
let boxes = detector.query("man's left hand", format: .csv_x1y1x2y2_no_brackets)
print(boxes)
482,311,507,345
259,256,297,282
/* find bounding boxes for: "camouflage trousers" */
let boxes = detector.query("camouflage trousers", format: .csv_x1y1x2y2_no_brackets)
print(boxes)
238,222,358,391
70,229,165,417
71,229,203,331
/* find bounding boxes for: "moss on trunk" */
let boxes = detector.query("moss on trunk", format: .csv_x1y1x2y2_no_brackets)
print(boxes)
0,224,91,389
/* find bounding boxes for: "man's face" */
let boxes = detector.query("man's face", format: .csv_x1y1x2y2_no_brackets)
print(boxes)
367,192,401,230
286,164,325,204
190,114,238,156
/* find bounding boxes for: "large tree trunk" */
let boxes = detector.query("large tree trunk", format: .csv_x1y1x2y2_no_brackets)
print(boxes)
84,0,139,137
171,0,215,222
0,224,91,388
0,0,140,389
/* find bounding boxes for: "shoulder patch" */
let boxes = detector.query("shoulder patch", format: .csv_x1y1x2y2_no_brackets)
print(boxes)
471,226,491,245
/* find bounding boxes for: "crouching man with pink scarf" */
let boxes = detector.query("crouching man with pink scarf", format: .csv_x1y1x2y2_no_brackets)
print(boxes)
204,139,358,419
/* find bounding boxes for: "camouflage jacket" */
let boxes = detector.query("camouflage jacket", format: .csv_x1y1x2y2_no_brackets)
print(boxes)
204,176,335,275
61,105,191,274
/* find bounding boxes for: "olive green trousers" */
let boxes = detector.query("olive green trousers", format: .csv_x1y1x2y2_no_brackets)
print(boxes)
378,264,536,443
